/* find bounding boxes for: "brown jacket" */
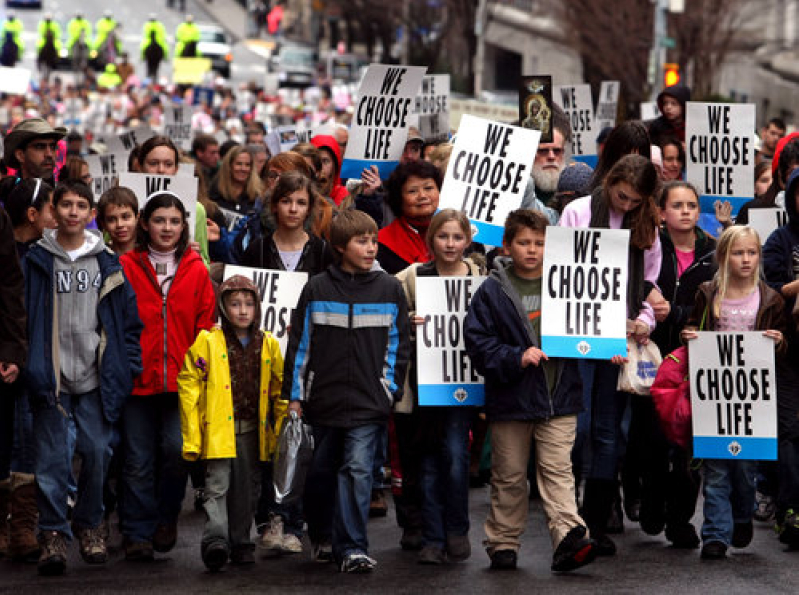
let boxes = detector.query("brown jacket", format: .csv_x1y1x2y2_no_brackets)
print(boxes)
0,206,26,367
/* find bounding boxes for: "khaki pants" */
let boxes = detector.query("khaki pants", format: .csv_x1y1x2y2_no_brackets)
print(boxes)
484,415,585,553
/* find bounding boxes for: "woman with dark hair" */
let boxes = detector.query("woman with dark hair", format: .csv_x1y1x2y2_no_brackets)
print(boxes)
659,137,685,182
736,135,799,225
589,121,652,190
377,160,443,275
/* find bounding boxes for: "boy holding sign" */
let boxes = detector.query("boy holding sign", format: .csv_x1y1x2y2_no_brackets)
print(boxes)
464,209,596,573
682,226,786,560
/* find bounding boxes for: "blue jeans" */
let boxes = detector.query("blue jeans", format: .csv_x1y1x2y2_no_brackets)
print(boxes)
419,407,472,548
32,389,111,538
304,423,382,562
588,361,628,481
11,387,35,474
120,394,187,543
572,359,595,480
701,459,757,545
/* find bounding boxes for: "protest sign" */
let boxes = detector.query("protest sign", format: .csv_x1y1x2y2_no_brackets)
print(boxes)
595,81,620,131
172,57,212,85
449,98,518,130
686,102,755,217
414,74,450,143
689,332,777,460
163,103,195,151
274,125,314,153
100,125,154,155
223,265,308,355
519,76,553,143
85,153,124,197
438,115,539,246
640,102,661,120
553,84,598,160
340,64,427,180
0,66,31,95
416,276,486,406
541,226,629,359
748,208,787,245
118,172,198,240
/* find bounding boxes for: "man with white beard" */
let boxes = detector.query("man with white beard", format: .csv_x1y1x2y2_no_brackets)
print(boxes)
520,106,571,221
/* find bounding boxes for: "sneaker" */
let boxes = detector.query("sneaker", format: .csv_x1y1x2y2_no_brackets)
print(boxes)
257,515,285,554
400,528,423,551
37,531,67,576
665,524,700,549
418,544,446,565
700,540,727,560
125,539,154,562
369,489,388,518
230,545,255,565
488,548,517,570
551,526,597,572
731,521,753,548
281,533,303,554
311,541,333,563
202,541,228,572
340,552,377,573
754,491,776,523
76,525,108,564
445,533,471,562
153,522,177,553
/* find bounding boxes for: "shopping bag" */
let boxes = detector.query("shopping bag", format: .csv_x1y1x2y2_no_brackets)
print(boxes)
617,339,662,395
273,411,314,505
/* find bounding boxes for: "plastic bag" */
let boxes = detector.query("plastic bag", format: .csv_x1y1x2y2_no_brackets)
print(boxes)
273,411,314,505
617,338,663,395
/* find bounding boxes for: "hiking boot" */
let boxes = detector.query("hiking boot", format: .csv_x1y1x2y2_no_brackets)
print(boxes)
340,552,376,573
418,544,446,565
551,526,597,572
231,545,255,565
9,473,40,562
257,515,284,554
369,489,388,518
665,523,700,549
124,539,154,562
754,491,776,523
731,521,753,548
445,533,471,562
311,541,333,563
202,541,228,572
400,527,423,551
76,525,108,564
700,540,727,560
38,531,67,576
488,548,517,570
281,533,303,554
0,478,10,559
153,522,177,553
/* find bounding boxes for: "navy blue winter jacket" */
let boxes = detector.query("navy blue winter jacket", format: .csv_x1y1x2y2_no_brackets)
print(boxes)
464,259,582,422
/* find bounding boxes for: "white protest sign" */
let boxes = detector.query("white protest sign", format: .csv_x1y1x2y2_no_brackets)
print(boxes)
274,125,314,153
748,208,787,245
0,66,31,95
85,153,124,197
640,101,661,121
163,104,195,151
340,64,427,180
223,265,308,355
414,74,450,143
686,102,755,216
416,276,485,406
100,125,154,155
689,332,777,460
438,115,538,246
553,84,598,156
541,226,629,359
118,172,198,240
595,81,620,131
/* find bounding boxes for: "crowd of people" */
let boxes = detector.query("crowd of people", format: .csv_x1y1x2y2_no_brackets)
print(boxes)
1,68,799,585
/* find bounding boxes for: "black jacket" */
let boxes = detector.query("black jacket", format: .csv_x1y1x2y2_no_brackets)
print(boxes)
282,264,410,428
0,206,26,367
240,232,335,275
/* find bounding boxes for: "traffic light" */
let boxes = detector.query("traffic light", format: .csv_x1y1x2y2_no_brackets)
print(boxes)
664,63,680,87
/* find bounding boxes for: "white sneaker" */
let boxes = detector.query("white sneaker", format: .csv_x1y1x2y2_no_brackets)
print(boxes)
340,552,377,573
281,533,303,554
257,516,284,553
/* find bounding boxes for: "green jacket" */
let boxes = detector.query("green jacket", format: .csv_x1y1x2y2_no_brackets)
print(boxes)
2,18,24,53
67,17,92,49
37,19,62,52
141,20,169,59
175,21,201,57
97,64,122,89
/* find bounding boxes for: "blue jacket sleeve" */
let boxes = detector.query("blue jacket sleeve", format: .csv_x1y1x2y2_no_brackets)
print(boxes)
122,276,144,379
281,282,312,402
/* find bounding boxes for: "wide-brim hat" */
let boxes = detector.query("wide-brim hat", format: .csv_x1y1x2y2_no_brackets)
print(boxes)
4,118,67,170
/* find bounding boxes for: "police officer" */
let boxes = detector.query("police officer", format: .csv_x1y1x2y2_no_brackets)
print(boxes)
94,9,121,55
37,13,62,55
175,14,201,58
66,11,92,51
0,12,24,67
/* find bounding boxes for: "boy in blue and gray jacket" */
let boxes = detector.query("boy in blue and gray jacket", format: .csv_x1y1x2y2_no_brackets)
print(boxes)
464,209,596,573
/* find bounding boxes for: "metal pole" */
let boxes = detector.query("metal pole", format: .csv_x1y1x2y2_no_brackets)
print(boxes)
474,0,488,96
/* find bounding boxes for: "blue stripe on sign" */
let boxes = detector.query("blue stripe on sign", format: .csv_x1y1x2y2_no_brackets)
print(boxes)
340,158,400,180
693,436,777,461
699,194,750,216
469,219,504,247
572,154,598,169
542,335,627,360
417,384,485,407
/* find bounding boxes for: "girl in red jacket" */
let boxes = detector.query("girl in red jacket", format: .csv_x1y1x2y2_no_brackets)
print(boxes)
119,191,216,561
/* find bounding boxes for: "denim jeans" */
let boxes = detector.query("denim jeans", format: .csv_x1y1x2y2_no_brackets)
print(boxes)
588,361,628,481
419,407,472,548
701,459,757,545
304,423,382,562
32,389,111,538
11,386,35,474
120,393,187,543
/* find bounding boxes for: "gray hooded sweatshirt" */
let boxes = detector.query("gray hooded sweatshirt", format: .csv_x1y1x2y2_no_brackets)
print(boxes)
39,228,105,395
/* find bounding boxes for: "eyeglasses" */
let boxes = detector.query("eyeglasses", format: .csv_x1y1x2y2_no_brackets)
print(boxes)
536,147,564,157
28,141,58,152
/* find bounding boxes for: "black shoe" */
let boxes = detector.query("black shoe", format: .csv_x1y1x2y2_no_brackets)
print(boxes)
400,528,423,551
153,523,177,553
665,524,700,549
202,541,229,572
551,526,597,572
230,545,255,565
489,549,517,570
731,521,753,548
700,541,727,560
639,503,666,536
593,533,616,557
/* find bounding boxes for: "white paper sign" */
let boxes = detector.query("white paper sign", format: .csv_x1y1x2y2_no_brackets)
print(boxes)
416,276,485,406
118,172,198,240
686,102,755,215
553,84,598,156
85,153,124,198
595,81,620,131
0,67,31,95
541,226,629,359
438,115,539,246
748,208,787,245
100,125,155,155
340,64,427,180
163,104,195,151
640,101,661,121
223,265,309,355
414,74,450,143
689,332,777,460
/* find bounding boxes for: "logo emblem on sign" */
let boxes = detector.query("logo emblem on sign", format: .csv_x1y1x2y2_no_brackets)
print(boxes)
728,441,742,457
577,341,591,356
453,388,468,403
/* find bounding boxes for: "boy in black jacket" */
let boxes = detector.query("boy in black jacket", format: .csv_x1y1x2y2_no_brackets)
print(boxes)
283,210,410,573
464,209,595,573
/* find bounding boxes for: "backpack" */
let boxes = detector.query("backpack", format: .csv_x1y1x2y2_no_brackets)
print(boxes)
650,346,692,450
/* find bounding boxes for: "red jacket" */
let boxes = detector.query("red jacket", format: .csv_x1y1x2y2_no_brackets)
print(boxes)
311,135,349,206
121,248,215,396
